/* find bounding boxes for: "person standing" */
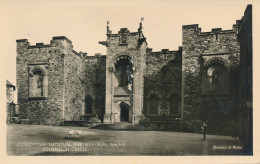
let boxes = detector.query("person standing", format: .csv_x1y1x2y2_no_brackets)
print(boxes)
201,121,208,141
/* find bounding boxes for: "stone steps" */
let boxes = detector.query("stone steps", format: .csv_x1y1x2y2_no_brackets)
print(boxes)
91,122,149,131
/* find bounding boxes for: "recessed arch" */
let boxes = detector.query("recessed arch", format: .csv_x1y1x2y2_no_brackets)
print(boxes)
28,65,48,98
114,56,134,90
202,58,229,95
205,57,229,68
111,53,136,67
147,92,161,115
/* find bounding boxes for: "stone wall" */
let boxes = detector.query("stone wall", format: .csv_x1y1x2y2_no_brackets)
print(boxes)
181,24,240,133
237,4,253,154
84,54,106,120
144,48,182,117
16,36,84,124
63,50,85,121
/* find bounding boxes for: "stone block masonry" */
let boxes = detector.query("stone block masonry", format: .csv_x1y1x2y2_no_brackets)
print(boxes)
84,54,106,120
16,36,85,125
181,23,240,133
144,48,182,117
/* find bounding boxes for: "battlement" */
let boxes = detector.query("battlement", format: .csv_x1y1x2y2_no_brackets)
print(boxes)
17,36,73,48
106,24,143,37
52,36,72,44
108,29,139,37
16,36,84,59
182,24,199,29
147,47,182,54
182,23,238,36
16,39,28,43
85,54,106,59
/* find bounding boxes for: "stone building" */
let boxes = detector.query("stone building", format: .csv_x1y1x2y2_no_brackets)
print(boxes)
16,5,252,138
6,80,15,104
6,80,18,122
237,5,253,154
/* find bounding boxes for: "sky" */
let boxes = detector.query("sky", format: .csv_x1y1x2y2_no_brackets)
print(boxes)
0,0,258,103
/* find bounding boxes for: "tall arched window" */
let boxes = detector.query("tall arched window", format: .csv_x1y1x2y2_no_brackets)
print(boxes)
114,56,133,89
202,59,229,95
29,65,48,99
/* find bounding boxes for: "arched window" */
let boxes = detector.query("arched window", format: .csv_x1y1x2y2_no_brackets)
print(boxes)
202,59,229,95
29,66,48,99
149,93,160,115
115,56,133,88
85,95,93,114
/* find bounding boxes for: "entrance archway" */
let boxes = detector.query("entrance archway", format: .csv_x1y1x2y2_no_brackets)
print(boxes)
120,102,130,122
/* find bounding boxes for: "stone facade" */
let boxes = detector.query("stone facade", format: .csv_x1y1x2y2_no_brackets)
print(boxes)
6,80,15,104
102,26,147,124
181,24,240,133
142,48,182,128
16,6,252,136
84,54,106,121
16,37,85,124
6,80,17,122
237,5,253,154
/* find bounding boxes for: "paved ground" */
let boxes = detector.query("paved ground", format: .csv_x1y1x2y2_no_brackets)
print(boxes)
7,124,244,156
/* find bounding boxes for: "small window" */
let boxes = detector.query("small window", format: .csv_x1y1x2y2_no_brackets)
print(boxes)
120,33,127,44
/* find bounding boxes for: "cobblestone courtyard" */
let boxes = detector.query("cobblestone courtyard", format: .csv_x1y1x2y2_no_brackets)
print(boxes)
7,124,244,156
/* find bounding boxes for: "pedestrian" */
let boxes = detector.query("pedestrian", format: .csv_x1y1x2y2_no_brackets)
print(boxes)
201,121,208,141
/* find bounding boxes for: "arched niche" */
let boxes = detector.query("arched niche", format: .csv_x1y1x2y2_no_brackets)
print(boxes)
28,65,48,99
202,59,229,95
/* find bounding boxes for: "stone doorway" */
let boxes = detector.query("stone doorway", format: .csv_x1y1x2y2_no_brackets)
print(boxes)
120,102,130,122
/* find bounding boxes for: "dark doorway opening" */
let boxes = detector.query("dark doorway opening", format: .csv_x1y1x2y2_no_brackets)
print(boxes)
120,102,130,122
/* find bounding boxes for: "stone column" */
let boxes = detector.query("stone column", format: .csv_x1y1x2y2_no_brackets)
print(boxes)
132,67,143,124
104,66,114,123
